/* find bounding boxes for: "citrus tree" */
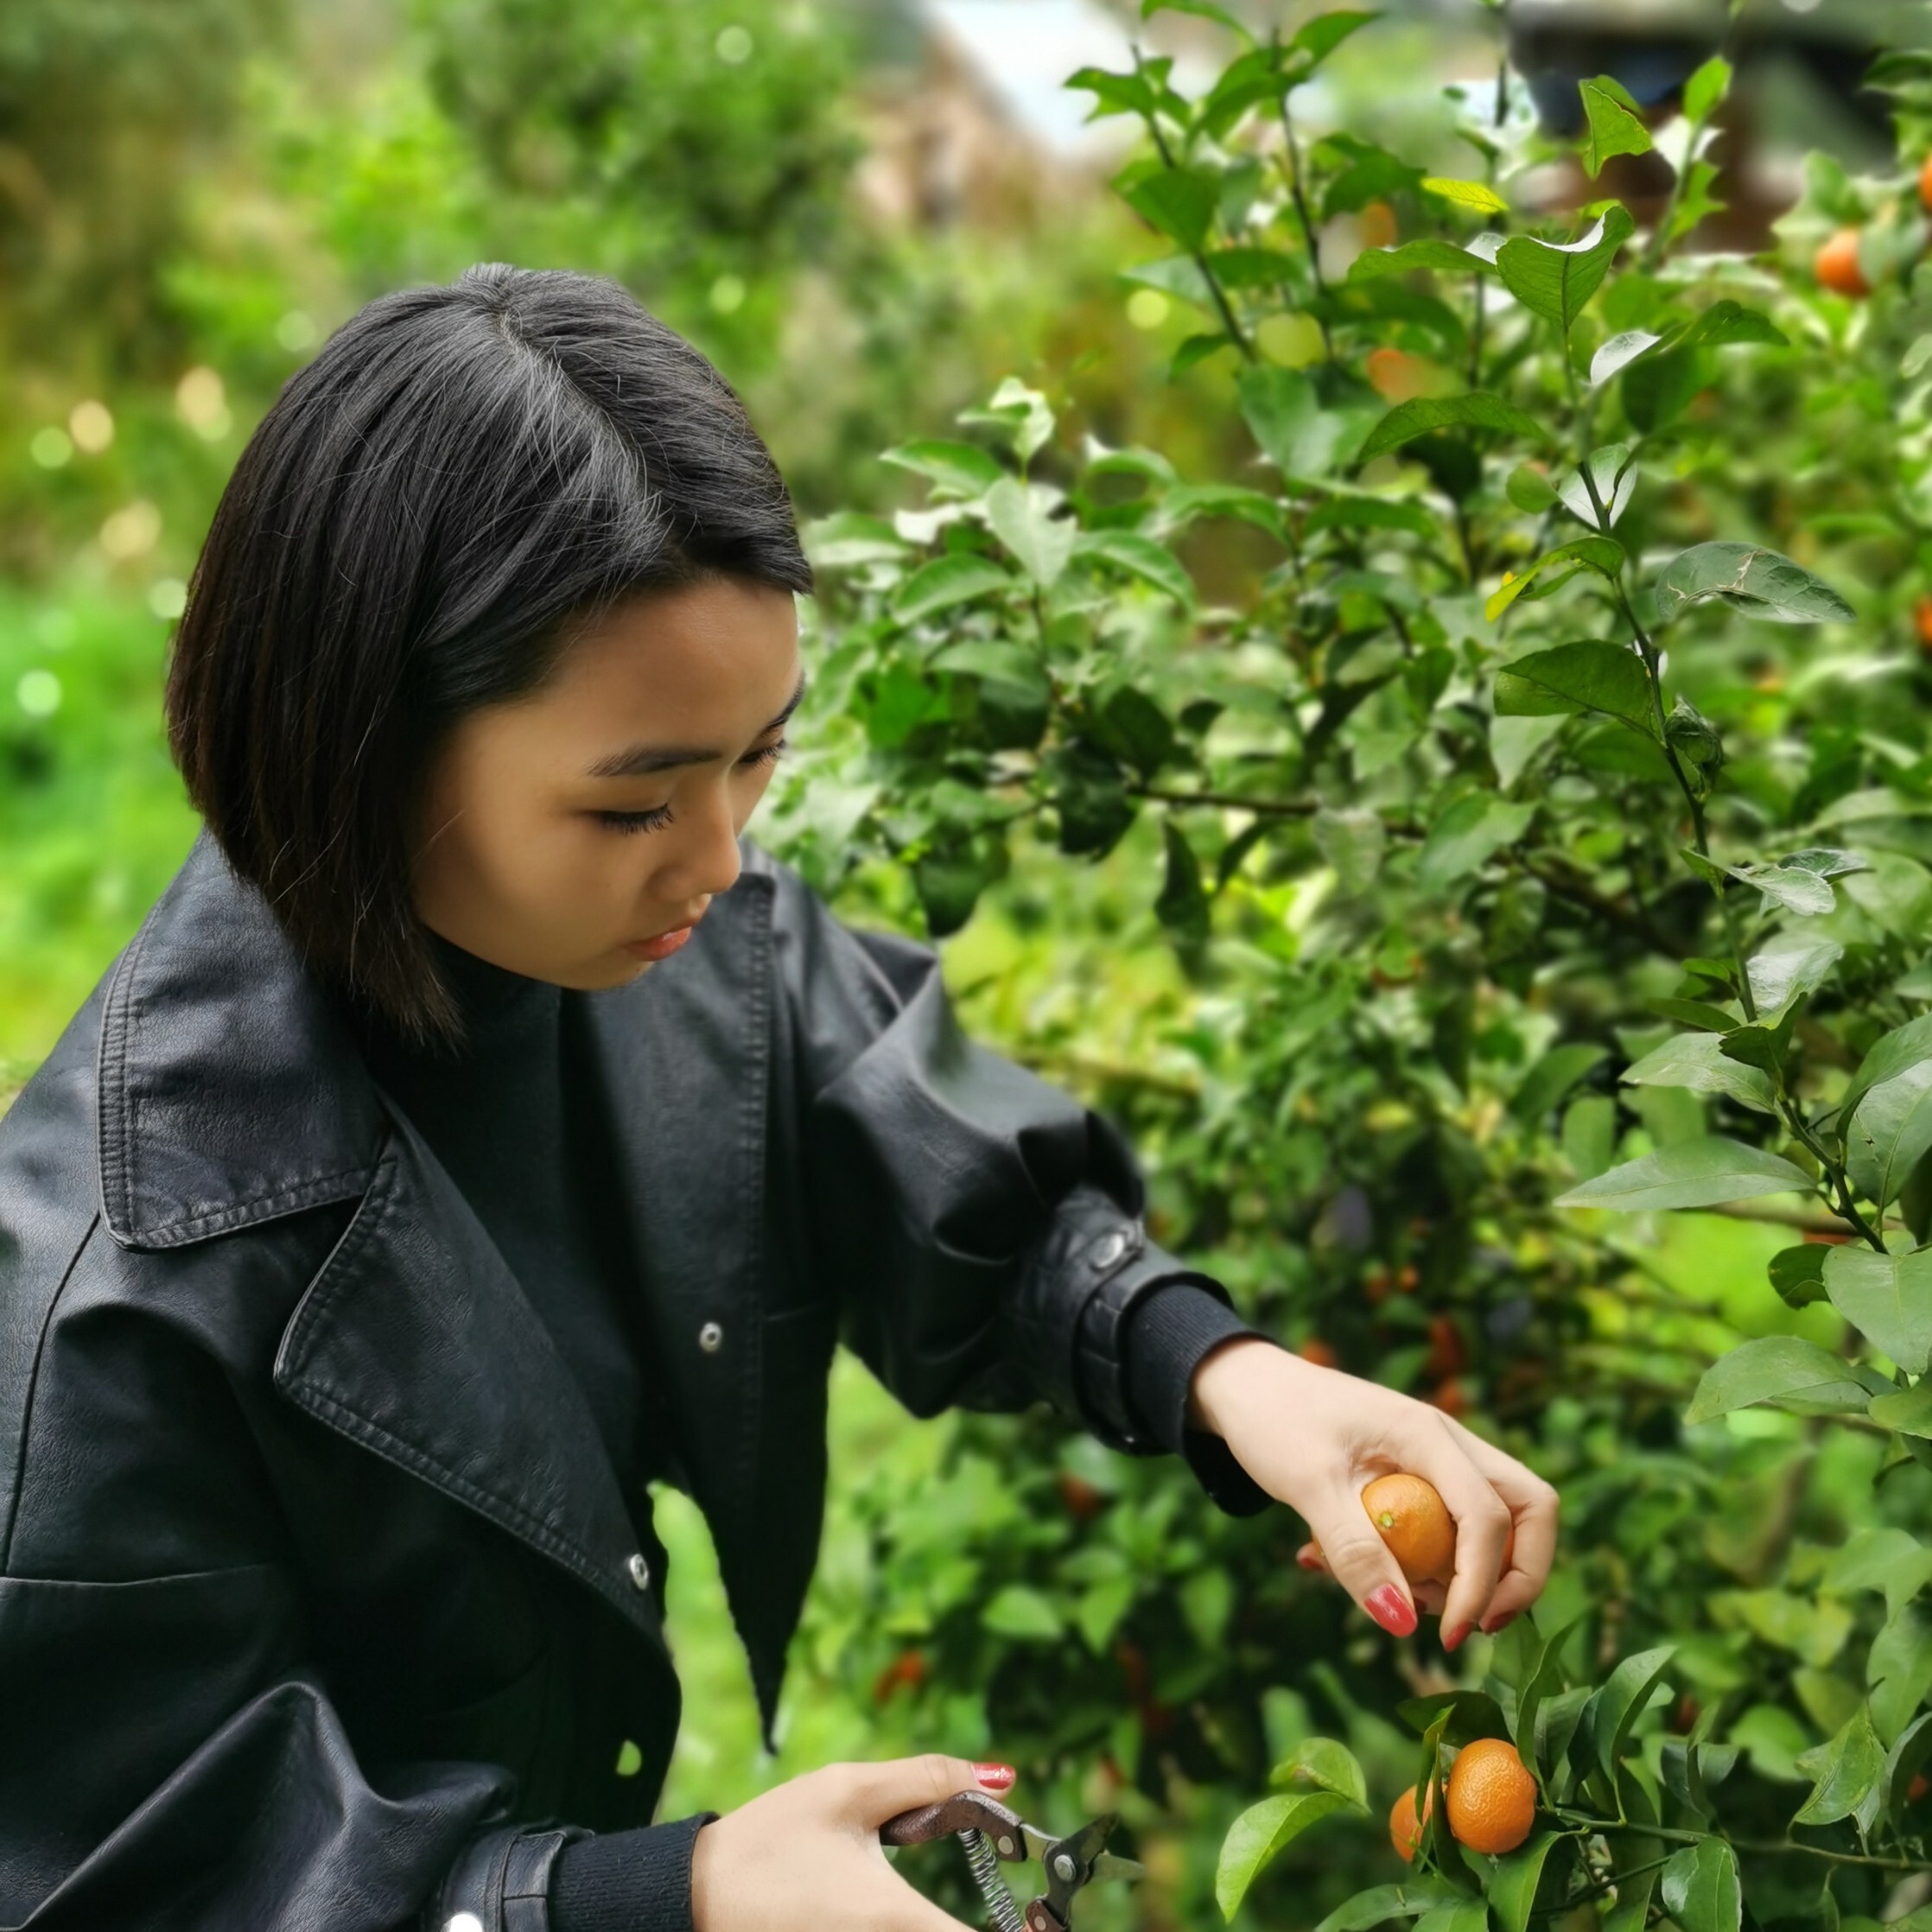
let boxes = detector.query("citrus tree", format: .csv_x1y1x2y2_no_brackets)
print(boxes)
766,5,1932,1927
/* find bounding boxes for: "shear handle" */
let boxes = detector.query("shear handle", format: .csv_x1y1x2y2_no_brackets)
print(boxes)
880,1790,1027,1853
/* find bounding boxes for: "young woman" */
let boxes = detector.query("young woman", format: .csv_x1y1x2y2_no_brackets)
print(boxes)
0,264,1558,1932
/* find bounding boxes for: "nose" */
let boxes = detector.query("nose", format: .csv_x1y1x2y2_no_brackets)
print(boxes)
654,786,741,906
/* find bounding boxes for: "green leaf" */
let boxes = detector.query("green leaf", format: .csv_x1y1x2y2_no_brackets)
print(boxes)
1072,529,1196,607
1157,817,1210,944
1416,795,1536,892
1654,543,1856,626
1493,639,1659,739
1358,392,1545,464
1282,10,1380,82
1659,1838,1741,1932
1647,997,1740,1033
1575,1645,1676,1787
1413,1904,1490,1932
1883,1710,1932,1814
985,478,1075,588
1420,176,1509,215
1683,54,1733,123
1685,1336,1892,1424
1315,806,1386,896
1496,205,1636,333
1350,238,1494,282
1216,1789,1357,1919
1505,463,1559,512
1868,1604,1932,1746
1671,299,1787,352
1237,365,1367,480
1868,1381,1932,1439
1846,1063,1932,1211
1720,861,1837,918
891,555,1014,625
1141,0,1253,37
1396,1691,1512,1748
980,1583,1062,1640
1579,76,1653,176
1490,1831,1567,1932
1122,167,1221,251
1768,1245,1831,1311
1554,1137,1814,1211
880,438,1007,499
1313,1882,1465,1932
1268,1737,1370,1809
1749,942,1843,1023
1511,1044,1607,1122
1829,1529,1932,1619
1484,537,1626,620
1620,1033,1776,1113
1823,1246,1932,1375
1515,1611,1588,1782
1303,495,1436,539
1840,1017,1932,1139
1794,1706,1887,1831
958,377,1056,464
1592,330,1662,385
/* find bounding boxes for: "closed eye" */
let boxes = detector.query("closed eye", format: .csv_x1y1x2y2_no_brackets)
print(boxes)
592,738,788,836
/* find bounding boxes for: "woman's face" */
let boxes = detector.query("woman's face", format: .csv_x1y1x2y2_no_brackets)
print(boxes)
411,575,804,988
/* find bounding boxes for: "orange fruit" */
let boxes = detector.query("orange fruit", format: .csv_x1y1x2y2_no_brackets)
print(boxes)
1921,154,1932,215
1424,1313,1465,1378
1360,200,1399,251
1910,1770,1930,1805
1362,1472,1459,1586
1446,1738,1536,1854
1814,227,1870,299
1427,1377,1469,1419
1916,595,1932,651
1299,1337,1340,1369
1389,1782,1433,1862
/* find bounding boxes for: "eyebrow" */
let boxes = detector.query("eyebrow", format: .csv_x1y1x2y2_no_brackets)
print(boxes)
584,670,809,779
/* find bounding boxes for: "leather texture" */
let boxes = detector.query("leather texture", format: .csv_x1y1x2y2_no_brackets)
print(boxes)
0,826,1201,1930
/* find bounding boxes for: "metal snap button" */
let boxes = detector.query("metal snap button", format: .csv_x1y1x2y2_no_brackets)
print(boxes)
697,1320,724,1354
1090,1230,1128,1270
626,1552,651,1592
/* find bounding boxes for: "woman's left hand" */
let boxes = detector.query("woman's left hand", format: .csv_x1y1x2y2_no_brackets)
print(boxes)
1188,1338,1560,1652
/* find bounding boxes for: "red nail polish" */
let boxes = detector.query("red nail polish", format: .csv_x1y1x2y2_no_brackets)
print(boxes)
1481,1611,1519,1637
1367,1585,1417,1636
973,1763,1016,1792
1444,1622,1472,1653
1297,1552,1322,1571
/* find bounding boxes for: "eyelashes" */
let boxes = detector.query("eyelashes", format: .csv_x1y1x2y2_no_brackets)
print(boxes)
594,739,788,836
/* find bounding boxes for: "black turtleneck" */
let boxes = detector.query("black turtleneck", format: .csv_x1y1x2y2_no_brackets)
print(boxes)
341,928,1257,1932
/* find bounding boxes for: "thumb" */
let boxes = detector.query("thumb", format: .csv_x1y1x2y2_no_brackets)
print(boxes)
838,1753,1019,1832
1310,1498,1419,1638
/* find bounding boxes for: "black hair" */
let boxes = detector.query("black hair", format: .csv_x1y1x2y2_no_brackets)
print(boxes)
165,262,813,1049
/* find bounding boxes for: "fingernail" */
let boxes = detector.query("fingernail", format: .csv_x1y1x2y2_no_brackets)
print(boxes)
1481,1611,1519,1636
1444,1622,1473,1653
1297,1552,1323,1571
974,1763,1017,1792
1367,1585,1418,1636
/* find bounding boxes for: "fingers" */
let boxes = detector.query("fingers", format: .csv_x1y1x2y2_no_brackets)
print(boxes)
1438,1420,1561,1631
1302,1483,1421,1637
829,1754,1008,1832
1395,1415,1526,1643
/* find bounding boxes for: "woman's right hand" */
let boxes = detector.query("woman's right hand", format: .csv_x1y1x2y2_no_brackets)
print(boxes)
690,1753,1016,1932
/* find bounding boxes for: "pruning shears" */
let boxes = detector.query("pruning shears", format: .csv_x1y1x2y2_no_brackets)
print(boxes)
880,1789,1144,1932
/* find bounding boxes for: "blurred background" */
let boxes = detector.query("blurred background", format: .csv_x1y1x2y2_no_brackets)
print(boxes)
2,0,1922,1922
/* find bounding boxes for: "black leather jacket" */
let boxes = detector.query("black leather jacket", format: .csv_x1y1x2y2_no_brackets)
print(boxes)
0,828,1234,1931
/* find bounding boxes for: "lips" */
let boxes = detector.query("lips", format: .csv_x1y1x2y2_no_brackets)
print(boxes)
625,922,697,963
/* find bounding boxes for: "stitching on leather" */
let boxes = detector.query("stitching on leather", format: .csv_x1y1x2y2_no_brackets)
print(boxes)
0,1211,100,1577
137,1164,378,1248
735,874,773,1505
94,913,154,1235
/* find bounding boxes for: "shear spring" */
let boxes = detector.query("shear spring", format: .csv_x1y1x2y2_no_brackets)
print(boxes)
960,1826,1026,1932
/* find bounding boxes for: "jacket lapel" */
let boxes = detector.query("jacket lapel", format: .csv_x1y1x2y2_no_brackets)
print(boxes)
97,826,666,1649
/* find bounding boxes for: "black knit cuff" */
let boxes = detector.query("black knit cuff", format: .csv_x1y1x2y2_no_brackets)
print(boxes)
1122,1283,1274,1517
550,1813,717,1932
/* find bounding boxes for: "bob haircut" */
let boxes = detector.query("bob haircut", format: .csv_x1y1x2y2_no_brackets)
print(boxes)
165,261,814,1052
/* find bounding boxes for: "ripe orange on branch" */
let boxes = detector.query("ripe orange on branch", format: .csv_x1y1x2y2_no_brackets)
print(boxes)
1445,1738,1537,1855
1814,228,1870,299
1309,1472,1516,1592
1389,1782,1433,1862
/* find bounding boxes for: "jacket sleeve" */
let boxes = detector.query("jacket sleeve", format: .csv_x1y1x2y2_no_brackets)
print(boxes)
0,1223,664,1932
770,855,1269,1511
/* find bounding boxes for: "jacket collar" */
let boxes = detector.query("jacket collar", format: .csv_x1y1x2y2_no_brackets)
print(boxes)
93,826,672,1647
97,825,387,1252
